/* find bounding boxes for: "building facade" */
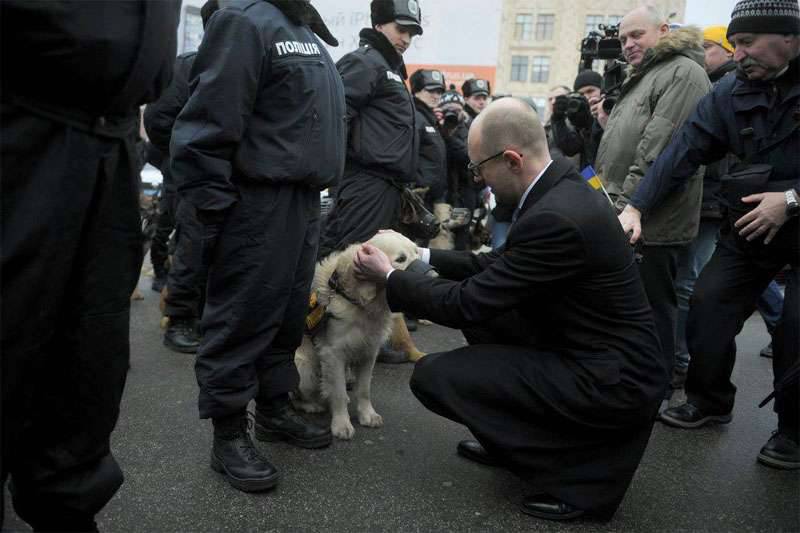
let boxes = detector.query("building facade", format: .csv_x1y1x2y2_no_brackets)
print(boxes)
495,0,685,117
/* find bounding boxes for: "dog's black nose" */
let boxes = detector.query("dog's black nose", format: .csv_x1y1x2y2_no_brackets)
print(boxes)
406,259,438,278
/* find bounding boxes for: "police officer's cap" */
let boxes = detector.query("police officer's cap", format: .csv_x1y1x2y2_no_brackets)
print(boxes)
462,78,491,98
371,0,423,36
411,69,446,94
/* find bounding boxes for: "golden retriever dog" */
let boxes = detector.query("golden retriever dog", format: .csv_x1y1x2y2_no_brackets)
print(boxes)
293,232,421,440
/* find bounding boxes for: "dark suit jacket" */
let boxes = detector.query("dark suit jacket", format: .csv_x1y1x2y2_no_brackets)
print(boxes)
388,157,668,425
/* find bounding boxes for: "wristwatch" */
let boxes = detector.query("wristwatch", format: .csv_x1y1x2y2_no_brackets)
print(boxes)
786,189,800,217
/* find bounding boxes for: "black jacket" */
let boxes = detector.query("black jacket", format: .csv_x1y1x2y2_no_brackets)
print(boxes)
632,54,800,213
144,52,196,157
413,98,447,202
337,29,418,182
1,0,180,126
700,59,738,218
171,0,346,213
387,158,667,426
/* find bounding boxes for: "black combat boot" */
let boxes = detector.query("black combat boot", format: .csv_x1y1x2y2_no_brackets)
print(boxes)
254,394,332,449
163,317,200,354
211,412,280,492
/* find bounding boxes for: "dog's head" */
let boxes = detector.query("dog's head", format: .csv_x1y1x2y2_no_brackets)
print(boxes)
333,231,420,306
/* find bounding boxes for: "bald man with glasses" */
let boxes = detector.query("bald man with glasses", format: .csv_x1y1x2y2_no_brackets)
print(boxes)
353,98,666,521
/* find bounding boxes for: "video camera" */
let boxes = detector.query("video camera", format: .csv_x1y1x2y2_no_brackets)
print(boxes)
553,93,593,129
579,24,626,113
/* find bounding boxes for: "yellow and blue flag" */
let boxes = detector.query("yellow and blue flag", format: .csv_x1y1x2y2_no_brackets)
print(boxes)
581,165,603,190
580,165,614,206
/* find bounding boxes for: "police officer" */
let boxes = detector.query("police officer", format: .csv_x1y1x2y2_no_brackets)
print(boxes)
317,0,423,259
620,0,800,469
410,69,448,209
1,1,180,529
170,0,345,491
462,78,491,120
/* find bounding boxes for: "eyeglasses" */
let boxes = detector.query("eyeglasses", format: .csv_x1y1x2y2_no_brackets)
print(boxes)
467,150,520,178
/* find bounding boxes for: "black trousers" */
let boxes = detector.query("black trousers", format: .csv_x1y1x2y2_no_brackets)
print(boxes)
410,341,657,518
195,181,319,419
149,173,176,278
317,170,402,259
637,244,684,378
687,221,799,438
1,104,141,529
164,199,207,319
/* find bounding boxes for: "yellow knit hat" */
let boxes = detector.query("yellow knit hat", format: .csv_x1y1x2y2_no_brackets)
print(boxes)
703,26,734,53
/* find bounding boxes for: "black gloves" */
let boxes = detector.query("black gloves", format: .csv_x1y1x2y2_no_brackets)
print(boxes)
552,95,569,120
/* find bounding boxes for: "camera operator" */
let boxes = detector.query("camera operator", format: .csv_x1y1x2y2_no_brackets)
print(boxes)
438,88,481,250
410,69,448,209
549,70,605,169
595,6,711,394
462,78,491,120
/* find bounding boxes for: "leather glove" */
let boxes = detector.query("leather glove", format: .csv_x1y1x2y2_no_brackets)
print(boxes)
552,95,569,120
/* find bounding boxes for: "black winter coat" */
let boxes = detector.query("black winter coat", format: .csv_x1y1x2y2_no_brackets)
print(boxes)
632,55,800,213
144,52,196,157
171,0,346,213
1,0,180,126
413,98,447,203
337,29,418,182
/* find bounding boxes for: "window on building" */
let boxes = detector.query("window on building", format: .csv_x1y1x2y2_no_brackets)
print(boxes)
511,55,529,82
584,15,604,35
606,15,623,27
514,14,533,40
535,14,555,40
531,56,550,83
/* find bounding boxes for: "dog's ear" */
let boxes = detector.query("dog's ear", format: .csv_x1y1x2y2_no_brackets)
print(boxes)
336,248,378,306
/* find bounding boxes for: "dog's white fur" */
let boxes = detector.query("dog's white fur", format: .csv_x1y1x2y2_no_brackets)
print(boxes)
294,232,420,439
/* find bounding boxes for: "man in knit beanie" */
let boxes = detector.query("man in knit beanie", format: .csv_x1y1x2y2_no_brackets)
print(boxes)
620,0,800,470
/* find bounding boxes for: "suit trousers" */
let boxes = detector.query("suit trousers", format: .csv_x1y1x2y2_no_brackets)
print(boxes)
1,104,141,528
687,221,799,438
195,181,319,419
410,345,656,518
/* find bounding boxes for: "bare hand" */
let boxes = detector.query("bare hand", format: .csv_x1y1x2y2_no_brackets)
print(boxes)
618,205,642,244
735,192,789,244
354,243,393,283
589,96,609,130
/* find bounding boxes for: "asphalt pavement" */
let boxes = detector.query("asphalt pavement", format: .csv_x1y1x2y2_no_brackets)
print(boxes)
3,272,799,532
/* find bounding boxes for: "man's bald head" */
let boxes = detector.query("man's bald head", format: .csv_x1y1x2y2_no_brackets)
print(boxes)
619,6,670,65
470,97,549,162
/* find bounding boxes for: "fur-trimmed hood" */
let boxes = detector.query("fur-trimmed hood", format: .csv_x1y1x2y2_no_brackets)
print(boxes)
630,26,705,74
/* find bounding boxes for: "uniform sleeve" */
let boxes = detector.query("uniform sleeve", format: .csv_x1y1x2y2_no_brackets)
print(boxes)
143,54,191,155
630,86,732,213
337,53,379,123
617,64,711,210
388,211,585,328
170,9,265,213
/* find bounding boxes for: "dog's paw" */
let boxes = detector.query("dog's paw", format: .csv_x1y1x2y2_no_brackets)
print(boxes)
358,409,384,428
331,417,355,440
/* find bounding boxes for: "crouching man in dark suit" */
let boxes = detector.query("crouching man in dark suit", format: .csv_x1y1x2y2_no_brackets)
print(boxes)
354,98,668,521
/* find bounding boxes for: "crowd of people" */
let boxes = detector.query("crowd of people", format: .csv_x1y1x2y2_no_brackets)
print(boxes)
1,0,798,529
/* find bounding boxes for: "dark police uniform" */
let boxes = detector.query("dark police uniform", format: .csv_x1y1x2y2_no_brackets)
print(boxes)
144,52,197,291
411,70,448,207
317,28,418,258
145,52,209,329
633,55,800,444
170,0,345,420
1,1,180,529
462,78,491,120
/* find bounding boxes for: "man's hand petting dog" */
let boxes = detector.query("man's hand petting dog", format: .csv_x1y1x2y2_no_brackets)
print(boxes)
354,244,393,283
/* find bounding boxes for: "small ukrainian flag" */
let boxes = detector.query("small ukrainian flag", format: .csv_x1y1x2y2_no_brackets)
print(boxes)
581,165,603,190
581,165,614,206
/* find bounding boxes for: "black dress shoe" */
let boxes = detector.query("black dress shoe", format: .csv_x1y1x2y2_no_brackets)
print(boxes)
211,413,280,492
659,402,732,429
757,430,800,470
254,401,332,449
376,341,409,364
164,318,200,354
520,494,584,521
456,439,500,467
